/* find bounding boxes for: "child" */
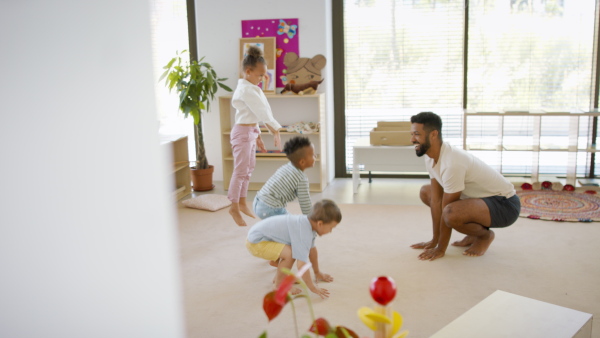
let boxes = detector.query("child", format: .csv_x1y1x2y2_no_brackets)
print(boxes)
246,199,342,298
253,136,334,283
254,136,315,218
228,45,282,227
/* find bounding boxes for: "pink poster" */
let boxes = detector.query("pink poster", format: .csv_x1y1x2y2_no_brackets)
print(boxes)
241,18,299,88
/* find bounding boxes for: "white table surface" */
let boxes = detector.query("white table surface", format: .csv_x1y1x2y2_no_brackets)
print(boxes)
431,290,593,338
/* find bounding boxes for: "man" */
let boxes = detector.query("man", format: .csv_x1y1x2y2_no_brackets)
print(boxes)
409,112,520,261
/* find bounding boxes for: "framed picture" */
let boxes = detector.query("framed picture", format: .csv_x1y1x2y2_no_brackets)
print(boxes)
241,19,300,89
239,37,276,93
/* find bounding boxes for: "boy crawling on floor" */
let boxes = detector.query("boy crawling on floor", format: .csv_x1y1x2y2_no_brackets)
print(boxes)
246,199,341,298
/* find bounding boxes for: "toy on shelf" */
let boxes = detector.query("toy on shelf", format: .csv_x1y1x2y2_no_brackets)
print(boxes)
280,52,326,95
281,79,324,95
358,276,409,338
255,150,286,157
286,121,320,134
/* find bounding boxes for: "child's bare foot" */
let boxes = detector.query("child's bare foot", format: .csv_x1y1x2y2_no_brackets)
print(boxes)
463,230,495,257
229,206,246,226
315,272,333,283
452,235,477,247
269,260,279,268
239,203,256,219
410,240,436,249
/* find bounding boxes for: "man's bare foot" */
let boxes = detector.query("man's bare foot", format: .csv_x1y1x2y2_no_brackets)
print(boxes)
463,230,495,257
315,272,334,283
411,240,437,249
239,203,256,219
452,235,477,247
229,206,246,226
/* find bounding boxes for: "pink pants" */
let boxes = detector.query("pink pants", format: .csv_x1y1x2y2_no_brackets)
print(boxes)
228,124,259,203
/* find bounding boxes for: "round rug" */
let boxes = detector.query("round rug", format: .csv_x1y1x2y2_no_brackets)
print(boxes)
516,190,600,222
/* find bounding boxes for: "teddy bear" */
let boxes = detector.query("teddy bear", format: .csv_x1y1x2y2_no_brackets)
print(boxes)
280,52,326,95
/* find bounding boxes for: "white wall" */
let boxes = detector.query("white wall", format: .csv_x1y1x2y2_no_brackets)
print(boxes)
195,0,335,182
0,1,184,337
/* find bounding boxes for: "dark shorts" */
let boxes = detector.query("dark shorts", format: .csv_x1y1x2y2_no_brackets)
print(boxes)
482,194,521,228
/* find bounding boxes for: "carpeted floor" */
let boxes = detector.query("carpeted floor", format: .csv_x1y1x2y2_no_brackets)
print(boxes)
178,201,600,338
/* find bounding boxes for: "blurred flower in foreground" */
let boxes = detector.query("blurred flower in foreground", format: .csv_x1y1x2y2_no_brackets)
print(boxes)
259,263,359,338
358,276,409,338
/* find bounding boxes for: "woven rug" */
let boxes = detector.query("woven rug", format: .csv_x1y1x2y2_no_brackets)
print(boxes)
516,189,600,222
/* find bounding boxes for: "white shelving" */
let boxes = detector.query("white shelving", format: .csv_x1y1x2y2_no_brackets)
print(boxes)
160,134,191,200
219,93,329,192
463,110,599,185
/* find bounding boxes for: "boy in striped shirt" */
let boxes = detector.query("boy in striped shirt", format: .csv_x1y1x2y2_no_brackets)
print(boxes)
253,136,334,283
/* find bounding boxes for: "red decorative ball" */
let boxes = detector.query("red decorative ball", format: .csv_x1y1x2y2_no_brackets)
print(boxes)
541,181,552,189
521,183,533,190
369,276,396,306
585,190,597,195
563,184,575,191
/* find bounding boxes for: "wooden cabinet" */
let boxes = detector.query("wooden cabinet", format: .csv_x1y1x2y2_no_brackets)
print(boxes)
462,110,599,185
219,93,329,192
160,134,191,200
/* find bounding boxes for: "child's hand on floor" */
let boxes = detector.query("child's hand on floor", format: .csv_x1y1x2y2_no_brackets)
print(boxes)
315,272,333,283
311,287,330,299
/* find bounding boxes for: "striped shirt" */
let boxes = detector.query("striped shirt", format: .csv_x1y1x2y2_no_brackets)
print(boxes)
256,162,312,215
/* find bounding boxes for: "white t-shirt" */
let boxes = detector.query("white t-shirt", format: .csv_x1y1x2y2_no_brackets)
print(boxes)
247,214,316,263
232,79,282,132
424,142,515,199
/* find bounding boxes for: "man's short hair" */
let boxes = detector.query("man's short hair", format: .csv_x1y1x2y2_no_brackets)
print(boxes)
410,111,443,139
283,136,312,165
309,199,342,224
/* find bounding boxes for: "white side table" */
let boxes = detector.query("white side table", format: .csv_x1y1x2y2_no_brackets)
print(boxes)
352,137,426,194
432,290,593,338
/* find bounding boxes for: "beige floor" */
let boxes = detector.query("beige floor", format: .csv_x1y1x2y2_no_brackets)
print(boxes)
180,177,599,338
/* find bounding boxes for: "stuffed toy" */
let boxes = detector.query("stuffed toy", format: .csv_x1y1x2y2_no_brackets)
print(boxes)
281,79,324,95
280,52,326,94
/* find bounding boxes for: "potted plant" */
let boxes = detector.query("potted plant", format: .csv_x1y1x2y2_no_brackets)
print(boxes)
160,50,232,191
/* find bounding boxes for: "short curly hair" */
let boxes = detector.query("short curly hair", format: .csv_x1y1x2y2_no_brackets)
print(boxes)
283,136,312,166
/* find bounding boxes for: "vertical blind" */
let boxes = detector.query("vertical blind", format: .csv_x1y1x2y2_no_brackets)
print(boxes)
344,0,465,170
343,0,598,177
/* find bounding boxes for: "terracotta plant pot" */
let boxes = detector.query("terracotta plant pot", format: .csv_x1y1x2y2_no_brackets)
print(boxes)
190,165,215,191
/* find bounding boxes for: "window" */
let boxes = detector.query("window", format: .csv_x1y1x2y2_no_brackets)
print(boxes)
341,0,598,177
150,0,194,160
343,0,465,171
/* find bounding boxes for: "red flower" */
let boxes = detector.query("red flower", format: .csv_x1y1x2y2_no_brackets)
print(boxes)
541,181,552,189
563,184,575,191
309,317,332,336
334,326,360,338
275,274,296,305
369,276,397,306
521,183,533,190
263,291,288,321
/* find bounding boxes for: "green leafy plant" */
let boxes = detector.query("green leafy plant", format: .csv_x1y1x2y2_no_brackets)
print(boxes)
160,50,232,169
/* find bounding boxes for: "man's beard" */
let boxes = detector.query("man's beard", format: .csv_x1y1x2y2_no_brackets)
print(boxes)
414,135,430,157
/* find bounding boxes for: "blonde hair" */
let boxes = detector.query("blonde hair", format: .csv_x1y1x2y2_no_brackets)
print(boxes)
242,45,267,70
308,199,342,224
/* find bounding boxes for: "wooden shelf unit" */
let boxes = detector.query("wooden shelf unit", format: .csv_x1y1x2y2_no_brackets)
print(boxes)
160,134,191,200
219,93,329,192
463,110,600,185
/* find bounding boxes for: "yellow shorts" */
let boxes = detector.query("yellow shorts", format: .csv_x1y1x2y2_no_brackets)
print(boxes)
246,240,285,261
